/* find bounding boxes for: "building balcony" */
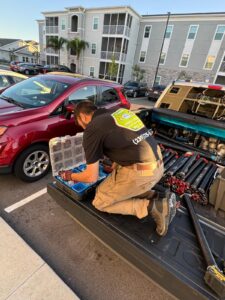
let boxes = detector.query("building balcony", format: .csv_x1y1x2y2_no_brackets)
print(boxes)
46,26,59,34
101,51,120,60
103,25,130,37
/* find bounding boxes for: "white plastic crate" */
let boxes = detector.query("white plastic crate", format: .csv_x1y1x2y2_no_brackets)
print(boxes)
49,133,86,176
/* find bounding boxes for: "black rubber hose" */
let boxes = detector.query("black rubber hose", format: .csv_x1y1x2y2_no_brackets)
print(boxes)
156,137,195,154
163,151,175,164
164,152,176,166
177,153,198,178
155,132,218,162
167,156,189,176
198,165,218,193
184,158,205,180
191,163,213,190
186,162,206,185
164,157,178,172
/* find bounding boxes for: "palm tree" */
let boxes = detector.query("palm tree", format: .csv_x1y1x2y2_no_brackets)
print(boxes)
67,38,89,73
46,37,67,65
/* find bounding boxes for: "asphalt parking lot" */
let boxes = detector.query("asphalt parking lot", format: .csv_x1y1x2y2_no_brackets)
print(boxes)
0,96,174,300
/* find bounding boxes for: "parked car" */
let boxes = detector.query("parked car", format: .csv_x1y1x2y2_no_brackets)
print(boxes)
17,63,39,75
9,61,21,72
123,81,149,98
43,65,73,74
0,70,27,92
148,84,166,101
0,74,130,182
34,64,45,74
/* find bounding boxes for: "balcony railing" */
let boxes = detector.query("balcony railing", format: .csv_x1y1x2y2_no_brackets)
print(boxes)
46,26,59,34
101,51,120,60
103,25,130,37
219,61,225,73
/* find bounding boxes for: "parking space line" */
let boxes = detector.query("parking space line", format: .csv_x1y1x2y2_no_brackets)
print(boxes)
4,188,47,213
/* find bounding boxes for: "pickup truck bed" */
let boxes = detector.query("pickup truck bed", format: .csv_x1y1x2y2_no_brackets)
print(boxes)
48,182,225,300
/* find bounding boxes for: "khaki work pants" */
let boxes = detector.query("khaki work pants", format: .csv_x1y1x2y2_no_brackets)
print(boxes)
92,162,164,219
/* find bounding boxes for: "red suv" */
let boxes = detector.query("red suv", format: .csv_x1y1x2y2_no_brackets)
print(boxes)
0,74,130,182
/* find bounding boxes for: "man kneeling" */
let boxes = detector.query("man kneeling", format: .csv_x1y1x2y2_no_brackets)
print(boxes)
60,101,177,236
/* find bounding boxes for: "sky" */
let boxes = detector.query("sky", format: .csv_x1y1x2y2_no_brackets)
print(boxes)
1,0,225,41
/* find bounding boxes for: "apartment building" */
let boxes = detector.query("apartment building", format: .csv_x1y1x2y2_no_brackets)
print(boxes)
37,7,225,85
136,13,225,86
37,6,140,83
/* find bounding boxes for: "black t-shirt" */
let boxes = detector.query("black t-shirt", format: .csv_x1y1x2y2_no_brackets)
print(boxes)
83,108,160,166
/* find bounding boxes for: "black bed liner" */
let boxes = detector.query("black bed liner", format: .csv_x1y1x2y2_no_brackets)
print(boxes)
48,182,225,300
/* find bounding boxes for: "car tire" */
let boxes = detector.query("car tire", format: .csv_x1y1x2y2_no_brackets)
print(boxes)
24,69,30,75
14,144,50,182
133,91,137,98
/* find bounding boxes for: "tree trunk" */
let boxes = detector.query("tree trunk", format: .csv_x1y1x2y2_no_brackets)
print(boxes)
58,50,60,66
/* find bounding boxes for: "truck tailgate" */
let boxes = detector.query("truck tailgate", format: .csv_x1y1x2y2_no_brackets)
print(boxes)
48,182,225,300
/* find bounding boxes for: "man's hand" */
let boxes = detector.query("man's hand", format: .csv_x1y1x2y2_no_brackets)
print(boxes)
59,170,73,181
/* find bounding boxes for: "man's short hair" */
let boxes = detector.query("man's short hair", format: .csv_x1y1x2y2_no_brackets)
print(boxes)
74,100,97,123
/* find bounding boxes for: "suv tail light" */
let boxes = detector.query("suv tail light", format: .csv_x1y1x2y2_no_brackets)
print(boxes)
120,89,131,109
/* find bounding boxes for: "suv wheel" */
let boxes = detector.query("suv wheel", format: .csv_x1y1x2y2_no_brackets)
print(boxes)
24,69,30,75
14,145,50,182
133,91,137,98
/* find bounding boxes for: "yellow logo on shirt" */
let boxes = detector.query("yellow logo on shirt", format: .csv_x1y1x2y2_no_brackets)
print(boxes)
111,109,145,131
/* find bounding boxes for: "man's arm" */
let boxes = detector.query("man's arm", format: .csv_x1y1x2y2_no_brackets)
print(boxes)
60,161,99,183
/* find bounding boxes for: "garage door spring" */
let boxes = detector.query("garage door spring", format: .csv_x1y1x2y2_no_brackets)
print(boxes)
160,147,218,205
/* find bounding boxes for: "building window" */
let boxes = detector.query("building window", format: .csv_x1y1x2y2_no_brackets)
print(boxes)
126,14,133,29
180,54,189,67
71,48,76,56
46,17,58,27
159,52,166,65
91,43,97,54
61,19,66,30
204,55,216,70
71,15,78,32
31,58,34,63
187,25,198,39
46,55,58,65
165,25,173,39
93,17,99,30
155,76,161,85
89,66,95,77
22,57,26,62
139,51,146,63
214,25,225,41
144,26,151,38
26,57,29,62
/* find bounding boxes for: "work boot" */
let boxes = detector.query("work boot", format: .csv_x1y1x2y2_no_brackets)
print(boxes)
148,191,177,236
